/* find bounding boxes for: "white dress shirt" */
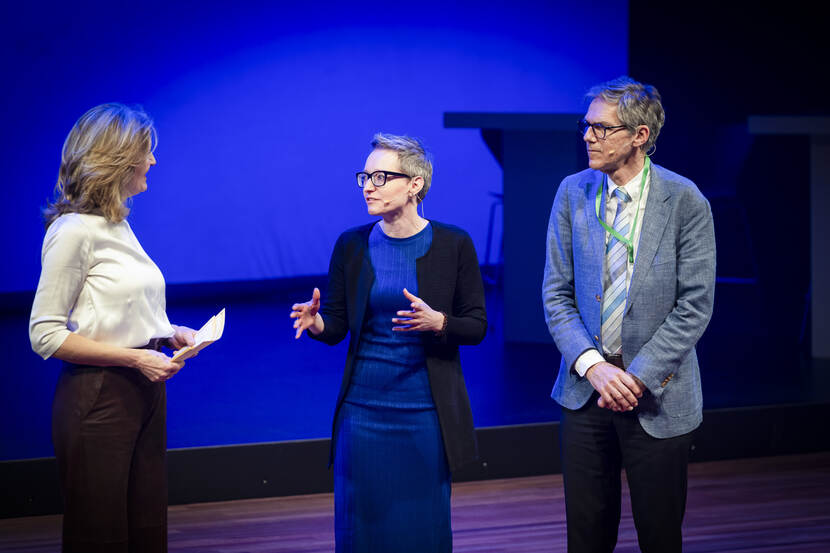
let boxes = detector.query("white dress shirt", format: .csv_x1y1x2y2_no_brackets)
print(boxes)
574,163,652,376
29,213,174,360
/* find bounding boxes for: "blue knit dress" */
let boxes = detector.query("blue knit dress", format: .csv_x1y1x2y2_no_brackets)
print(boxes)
334,222,451,552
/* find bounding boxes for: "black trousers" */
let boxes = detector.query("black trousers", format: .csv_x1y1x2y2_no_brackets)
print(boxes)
52,364,168,553
560,394,694,553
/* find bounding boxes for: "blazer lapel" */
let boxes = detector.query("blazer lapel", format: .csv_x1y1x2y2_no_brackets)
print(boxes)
585,173,606,265
625,166,671,314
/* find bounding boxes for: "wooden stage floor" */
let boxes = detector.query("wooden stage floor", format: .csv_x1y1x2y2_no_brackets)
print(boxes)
2,452,828,552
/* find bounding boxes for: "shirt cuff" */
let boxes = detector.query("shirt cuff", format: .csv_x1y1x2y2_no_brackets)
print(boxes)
31,326,71,360
574,348,605,377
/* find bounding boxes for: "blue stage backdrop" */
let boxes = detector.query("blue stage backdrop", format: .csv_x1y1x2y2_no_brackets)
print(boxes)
0,0,627,460
3,0,626,291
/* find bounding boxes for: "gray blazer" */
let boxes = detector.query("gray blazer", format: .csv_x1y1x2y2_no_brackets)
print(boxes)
542,163,716,439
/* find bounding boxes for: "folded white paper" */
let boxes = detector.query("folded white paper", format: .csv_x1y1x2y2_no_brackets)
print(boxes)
171,308,226,362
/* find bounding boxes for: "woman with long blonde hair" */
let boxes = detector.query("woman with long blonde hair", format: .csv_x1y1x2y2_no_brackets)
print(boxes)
30,103,196,553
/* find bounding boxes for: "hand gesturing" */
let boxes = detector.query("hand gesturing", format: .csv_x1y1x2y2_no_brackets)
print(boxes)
290,287,323,339
392,288,445,333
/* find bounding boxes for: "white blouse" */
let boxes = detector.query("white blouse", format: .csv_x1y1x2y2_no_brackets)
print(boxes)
29,213,174,360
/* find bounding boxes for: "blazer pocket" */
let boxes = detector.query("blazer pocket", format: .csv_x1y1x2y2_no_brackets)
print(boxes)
651,244,677,267
650,256,676,270
660,380,699,418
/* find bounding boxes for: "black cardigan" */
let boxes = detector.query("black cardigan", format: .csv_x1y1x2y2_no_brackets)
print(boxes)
310,220,487,472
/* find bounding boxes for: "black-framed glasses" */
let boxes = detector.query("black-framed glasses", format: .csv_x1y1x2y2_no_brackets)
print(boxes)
356,170,411,188
578,119,628,140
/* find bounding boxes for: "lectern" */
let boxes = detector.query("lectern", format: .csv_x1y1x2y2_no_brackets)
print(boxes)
444,113,584,343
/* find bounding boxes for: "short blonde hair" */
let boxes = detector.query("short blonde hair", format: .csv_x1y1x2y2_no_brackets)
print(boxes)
371,133,433,202
44,103,156,228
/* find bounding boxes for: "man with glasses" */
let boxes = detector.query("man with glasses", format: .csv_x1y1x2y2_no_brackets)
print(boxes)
542,76,716,552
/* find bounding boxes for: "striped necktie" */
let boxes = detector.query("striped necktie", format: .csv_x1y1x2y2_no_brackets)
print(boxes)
601,187,632,355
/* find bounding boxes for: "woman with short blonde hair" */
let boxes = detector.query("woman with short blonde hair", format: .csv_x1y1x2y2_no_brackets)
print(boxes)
291,132,487,552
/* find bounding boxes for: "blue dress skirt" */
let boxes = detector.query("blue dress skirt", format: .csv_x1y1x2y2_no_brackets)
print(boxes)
334,402,451,552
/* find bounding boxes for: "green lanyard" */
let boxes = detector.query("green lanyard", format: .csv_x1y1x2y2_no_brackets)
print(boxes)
594,156,650,264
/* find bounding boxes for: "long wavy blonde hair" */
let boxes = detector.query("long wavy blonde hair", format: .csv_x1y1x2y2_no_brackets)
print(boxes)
43,103,157,228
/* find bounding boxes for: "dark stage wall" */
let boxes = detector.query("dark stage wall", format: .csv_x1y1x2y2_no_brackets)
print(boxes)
628,1,826,358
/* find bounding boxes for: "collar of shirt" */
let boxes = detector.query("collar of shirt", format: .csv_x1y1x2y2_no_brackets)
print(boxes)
602,161,652,269
607,162,647,204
